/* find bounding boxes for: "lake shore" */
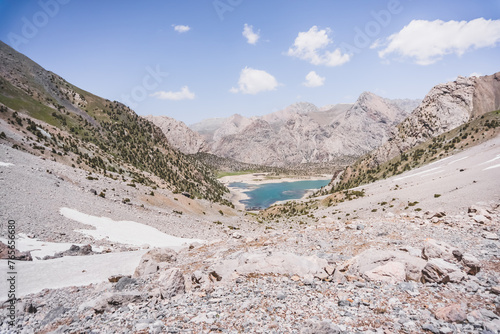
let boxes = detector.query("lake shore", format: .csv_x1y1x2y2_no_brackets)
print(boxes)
219,173,333,210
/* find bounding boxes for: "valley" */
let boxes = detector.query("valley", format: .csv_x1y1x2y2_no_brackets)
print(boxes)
0,26,500,334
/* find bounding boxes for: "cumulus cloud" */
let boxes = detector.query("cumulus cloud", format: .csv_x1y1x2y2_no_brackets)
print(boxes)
173,25,191,33
243,24,260,45
303,71,325,87
230,67,278,94
376,18,500,65
287,26,350,66
150,86,195,100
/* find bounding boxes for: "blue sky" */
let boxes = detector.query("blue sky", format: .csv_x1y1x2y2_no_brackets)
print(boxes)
1,0,499,125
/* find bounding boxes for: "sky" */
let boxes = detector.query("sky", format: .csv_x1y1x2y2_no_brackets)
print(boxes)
0,0,499,125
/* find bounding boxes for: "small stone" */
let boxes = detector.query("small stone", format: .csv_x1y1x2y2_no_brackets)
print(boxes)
483,232,499,240
490,286,500,295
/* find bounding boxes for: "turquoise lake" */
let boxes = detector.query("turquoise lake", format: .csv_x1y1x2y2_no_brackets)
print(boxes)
229,179,331,210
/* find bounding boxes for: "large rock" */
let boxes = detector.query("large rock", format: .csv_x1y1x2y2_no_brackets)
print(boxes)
421,239,459,262
211,251,328,280
364,261,406,284
134,248,177,277
339,249,426,282
158,267,185,298
421,259,465,284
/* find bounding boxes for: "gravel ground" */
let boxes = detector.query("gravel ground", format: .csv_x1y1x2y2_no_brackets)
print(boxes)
0,138,499,333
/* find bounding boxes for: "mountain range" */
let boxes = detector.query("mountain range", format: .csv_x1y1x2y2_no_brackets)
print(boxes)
148,95,421,167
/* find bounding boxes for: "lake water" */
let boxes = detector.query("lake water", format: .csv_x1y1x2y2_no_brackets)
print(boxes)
229,179,331,210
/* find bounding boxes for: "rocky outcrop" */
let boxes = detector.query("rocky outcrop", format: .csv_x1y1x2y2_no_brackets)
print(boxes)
370,73,500,165
133,248,177,277
144,115,207,154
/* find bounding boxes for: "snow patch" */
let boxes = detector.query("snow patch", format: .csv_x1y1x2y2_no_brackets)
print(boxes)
0,162,14,167
60,208,204,250
0,250,146,300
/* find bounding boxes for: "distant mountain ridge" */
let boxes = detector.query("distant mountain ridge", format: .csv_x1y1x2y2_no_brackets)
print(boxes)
148,95,421,167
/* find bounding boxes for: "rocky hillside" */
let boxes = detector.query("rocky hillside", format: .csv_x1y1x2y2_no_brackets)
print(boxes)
0,41,229,203
330,73,500,192
143,115,207,155
180,96,420,167
371,73,500,165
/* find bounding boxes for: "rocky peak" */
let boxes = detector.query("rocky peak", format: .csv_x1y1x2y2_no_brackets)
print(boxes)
143,115,207,155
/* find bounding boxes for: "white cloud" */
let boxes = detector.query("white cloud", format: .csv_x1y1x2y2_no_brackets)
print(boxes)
303,71,325,87
230,67,278,95
150,86,195,101
377,18,500,65
469,72,482,77
243,23,260,45
173,25,191,33
287,26,350,66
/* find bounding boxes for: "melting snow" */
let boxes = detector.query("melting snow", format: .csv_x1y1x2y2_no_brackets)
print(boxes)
60,207,204,250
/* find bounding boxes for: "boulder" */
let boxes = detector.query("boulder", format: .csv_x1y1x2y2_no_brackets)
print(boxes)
211,251,328,280
134,248,177,277
421,259,465,284
364,261,406,284
421,239,460,262
339,249,426,282
158,267,185,298
461,254,481,275
434,304,467,323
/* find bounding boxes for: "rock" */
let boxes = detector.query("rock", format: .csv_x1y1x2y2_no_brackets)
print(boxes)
108,274,130,283
208,271,222,282
41,306,68,326
490,286,500,295
421,259,465,284
324,265,335,276
211,251,328,279
461,254,481,275
158,267,185,298
0,241,32,261
434,304,467,323
44,244,95,260
301,319,341,334
421,239,459,262
421,323,440,333
115,277,137,291
364,261,406,284
89,188,97,195
340,249,426,282
483,232,499,240
473,215,489,224
134,248,177,277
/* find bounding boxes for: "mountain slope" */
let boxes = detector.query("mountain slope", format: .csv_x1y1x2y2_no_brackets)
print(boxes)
329,73,500,192
143,115,207,155
0,41,229,203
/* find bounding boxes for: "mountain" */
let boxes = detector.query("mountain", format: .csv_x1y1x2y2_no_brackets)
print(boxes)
143,115,207,155
0,41,229,203
368,73,500,166
329,73,500,192
193,95,420,167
